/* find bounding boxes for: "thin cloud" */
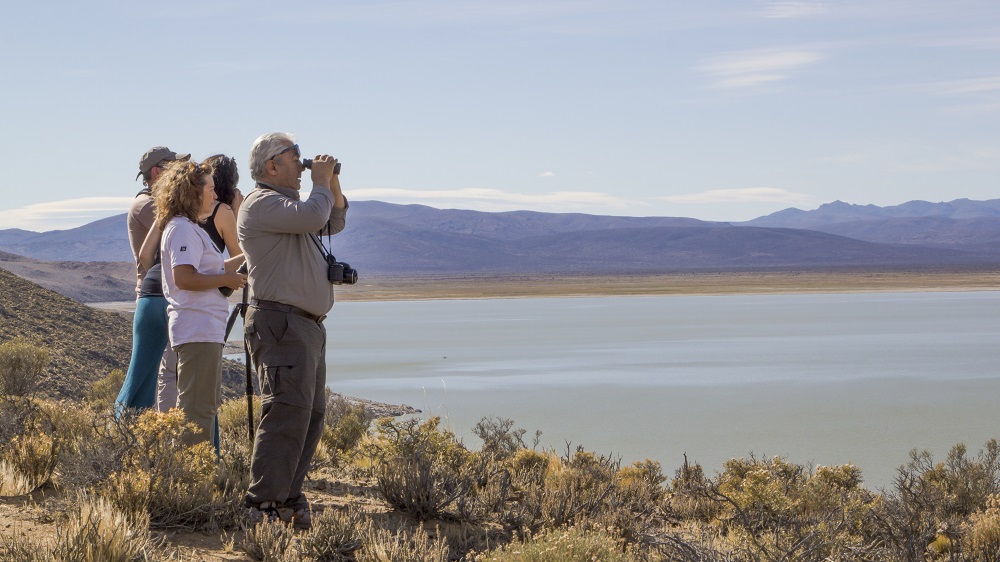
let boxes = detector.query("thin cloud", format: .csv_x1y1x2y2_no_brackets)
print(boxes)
698,49,822,89
897,146,1000,172
658,187,815,205
760,0,827,19
538,171,556,178
349,187,644,213
932,76,1000,96
0,197,133,231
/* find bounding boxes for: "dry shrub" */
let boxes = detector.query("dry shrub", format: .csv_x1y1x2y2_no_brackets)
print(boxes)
86,369,126,410
877,440,1000,560
52,407,134,490
538,448,621,529
371,417,473,521
377,452,472,522
709,455,881,562
0,432,56,495
669,456,721,522
965,494,1000,560
472,525,631,562
51,493,162,562
358,522,449,562
604,459,668,552
242,519,298,562
0,534,48,561
0,492,167,562
300,508,365,561
0,337,49,398
101,408,220,529
218,395,260,494
321,392,371,468
472,416,539,462
0,396,56,496
0,462,35,498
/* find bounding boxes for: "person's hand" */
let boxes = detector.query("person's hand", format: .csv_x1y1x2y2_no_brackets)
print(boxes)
309,155,337,190
231,188,244,210
221,271,247,291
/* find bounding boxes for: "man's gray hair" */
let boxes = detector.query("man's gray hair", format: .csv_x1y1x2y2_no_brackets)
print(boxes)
249,132,296,181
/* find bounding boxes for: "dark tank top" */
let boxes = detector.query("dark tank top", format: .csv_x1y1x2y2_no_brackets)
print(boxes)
199,202,226,253
139,262,163,297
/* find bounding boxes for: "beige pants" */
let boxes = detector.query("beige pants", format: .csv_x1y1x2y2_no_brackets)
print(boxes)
156,346,179,413
174,342,223,447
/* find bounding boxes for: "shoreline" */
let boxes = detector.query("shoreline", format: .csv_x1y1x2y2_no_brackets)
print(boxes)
88,268,1000,312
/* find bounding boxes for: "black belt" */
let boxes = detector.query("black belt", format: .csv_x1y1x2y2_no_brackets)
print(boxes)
250,299,326,323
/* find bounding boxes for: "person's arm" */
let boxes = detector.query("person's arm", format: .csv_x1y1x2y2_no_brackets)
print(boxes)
172,265,246,291
138,224,161,271
248,186,334,234
320,195,348,236
214,204,243,258
224,254,245,273
314,156,347,236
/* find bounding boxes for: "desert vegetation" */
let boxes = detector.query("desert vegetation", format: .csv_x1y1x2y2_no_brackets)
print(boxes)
3,337,1000,561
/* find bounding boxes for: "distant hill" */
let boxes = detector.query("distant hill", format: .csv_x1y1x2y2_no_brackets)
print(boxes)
0,214,129,262
0,252,135,302
743,198,1000,248
0,268,246,401
2,199,999,299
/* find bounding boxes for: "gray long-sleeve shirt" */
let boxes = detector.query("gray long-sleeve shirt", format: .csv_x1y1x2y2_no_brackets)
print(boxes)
237,182,348,317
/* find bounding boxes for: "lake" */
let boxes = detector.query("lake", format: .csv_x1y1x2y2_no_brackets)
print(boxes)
276,291,1000,489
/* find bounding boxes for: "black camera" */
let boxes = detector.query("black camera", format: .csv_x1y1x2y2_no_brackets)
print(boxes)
302,159,341,175
326,254,358,285
219,262,248,297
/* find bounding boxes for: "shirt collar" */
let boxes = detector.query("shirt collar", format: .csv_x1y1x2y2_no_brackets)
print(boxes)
257,181,301,201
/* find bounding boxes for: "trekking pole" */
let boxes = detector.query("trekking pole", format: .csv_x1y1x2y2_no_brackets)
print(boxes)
224,263,255,443
234,263,255,443
243,288,254,443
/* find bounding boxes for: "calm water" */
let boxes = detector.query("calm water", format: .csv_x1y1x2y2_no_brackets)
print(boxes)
307,292,1000,489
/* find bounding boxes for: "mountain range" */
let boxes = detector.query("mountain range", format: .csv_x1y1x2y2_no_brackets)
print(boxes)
0,198,997,299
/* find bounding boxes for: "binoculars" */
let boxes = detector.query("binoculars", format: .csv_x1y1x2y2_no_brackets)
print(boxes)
302,159,341,175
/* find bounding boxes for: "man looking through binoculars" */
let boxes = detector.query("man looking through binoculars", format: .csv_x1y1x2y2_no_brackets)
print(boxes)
237,132,348,529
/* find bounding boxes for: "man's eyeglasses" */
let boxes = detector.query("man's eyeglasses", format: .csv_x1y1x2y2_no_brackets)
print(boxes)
270,144,301,161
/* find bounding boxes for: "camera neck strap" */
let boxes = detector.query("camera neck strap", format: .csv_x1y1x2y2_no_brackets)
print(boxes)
309,231,336,262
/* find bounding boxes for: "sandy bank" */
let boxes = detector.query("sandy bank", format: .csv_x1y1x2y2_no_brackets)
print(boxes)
89,268,1000,313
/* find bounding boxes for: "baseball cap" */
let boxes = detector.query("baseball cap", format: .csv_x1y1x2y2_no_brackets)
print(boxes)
135,146,191,180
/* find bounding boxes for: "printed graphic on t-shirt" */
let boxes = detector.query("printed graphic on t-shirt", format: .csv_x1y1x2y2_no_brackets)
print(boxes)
180,246,187,251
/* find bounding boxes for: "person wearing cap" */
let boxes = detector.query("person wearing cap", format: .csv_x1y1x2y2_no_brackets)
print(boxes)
116,146,190,413
237,132,347,529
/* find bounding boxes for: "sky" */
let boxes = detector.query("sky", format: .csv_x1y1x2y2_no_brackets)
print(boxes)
1,0,998,231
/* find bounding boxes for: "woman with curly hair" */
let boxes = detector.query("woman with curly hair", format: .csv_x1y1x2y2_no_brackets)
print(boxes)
155,160,246,447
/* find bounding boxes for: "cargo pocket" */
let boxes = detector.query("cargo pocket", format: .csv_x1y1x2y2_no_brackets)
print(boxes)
257,354,297,404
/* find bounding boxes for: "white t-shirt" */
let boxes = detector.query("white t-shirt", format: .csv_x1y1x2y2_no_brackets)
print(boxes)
161,216,228,346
